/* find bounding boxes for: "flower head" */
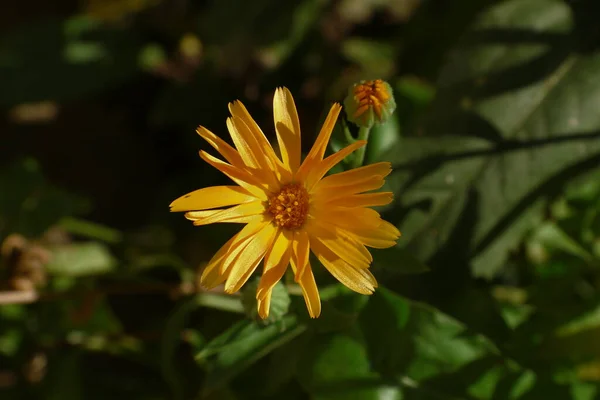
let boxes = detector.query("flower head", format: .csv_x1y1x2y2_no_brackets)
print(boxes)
170,87,400,319
344,79,396,128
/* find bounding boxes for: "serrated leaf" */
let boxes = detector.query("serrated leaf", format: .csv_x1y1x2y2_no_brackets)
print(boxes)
388,0,600,279
360,288,496,381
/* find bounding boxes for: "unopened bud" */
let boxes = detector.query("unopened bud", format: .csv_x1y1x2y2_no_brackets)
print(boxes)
344,79,396,128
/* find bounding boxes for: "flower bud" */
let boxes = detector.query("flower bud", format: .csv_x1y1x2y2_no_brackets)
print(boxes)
344,79,396,128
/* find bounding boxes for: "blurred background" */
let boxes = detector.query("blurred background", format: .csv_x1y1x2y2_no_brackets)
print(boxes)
2,0,600,399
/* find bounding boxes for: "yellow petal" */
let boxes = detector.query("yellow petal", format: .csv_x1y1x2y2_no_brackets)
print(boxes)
224,222,278,293
312,162,392,199
170,185,255,212
257,229,292,300
184,201,264,225
292,229,310,279
290,257,321,318
187,212,261,225
219,218,272,274
199,150,268,199
227,117,260,169
315,162,392,190
257,290,273,320
379,219,402,238
310,207,382,232
305,140,366,190
229,101,292,183
296,103,342,181
273,87,301,173
313,180,386,203
256,230,293,318
325,192,394,208
199,234,238,288
228,116,280,188
305,220,371,270
341,220,401,249
310,239,377,295
196,126,244,167
351,236,397,249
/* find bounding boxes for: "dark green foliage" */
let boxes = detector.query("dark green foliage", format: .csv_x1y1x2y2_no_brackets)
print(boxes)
3,0,600,398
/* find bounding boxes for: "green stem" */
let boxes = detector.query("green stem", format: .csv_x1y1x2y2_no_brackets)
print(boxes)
352,126,371,168
195,293,244,314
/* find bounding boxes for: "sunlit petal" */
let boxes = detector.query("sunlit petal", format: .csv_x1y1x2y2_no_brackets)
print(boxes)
290,256,320,318
224,222,278,293
170,185,255,212
273,87,301,173
305,140,366,190
184,201,264,225
296,103,342,181
310,238,377,295
256,230,293,318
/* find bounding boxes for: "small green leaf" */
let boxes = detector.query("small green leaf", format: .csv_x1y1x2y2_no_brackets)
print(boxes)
46,242,117,277
530,222,592,261
58,217,123,244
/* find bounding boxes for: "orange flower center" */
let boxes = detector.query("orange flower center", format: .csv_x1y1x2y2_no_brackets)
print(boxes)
352,79,390,119
267,183,309,230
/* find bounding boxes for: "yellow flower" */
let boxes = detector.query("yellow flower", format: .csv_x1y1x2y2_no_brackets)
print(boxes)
170,88,400,319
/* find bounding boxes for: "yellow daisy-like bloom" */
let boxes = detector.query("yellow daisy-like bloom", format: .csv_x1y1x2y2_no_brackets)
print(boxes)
170,88,400,319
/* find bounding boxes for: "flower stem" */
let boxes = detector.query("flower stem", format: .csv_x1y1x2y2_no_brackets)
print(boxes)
352,126,371,168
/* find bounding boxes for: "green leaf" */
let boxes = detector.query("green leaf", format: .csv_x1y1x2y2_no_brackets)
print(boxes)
388,0,600,278
297,331,400,400
359,287,411,375
46,242,117,277
360,288,496,381
58,217,123,244
530,221,592,261
197,315,306,395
